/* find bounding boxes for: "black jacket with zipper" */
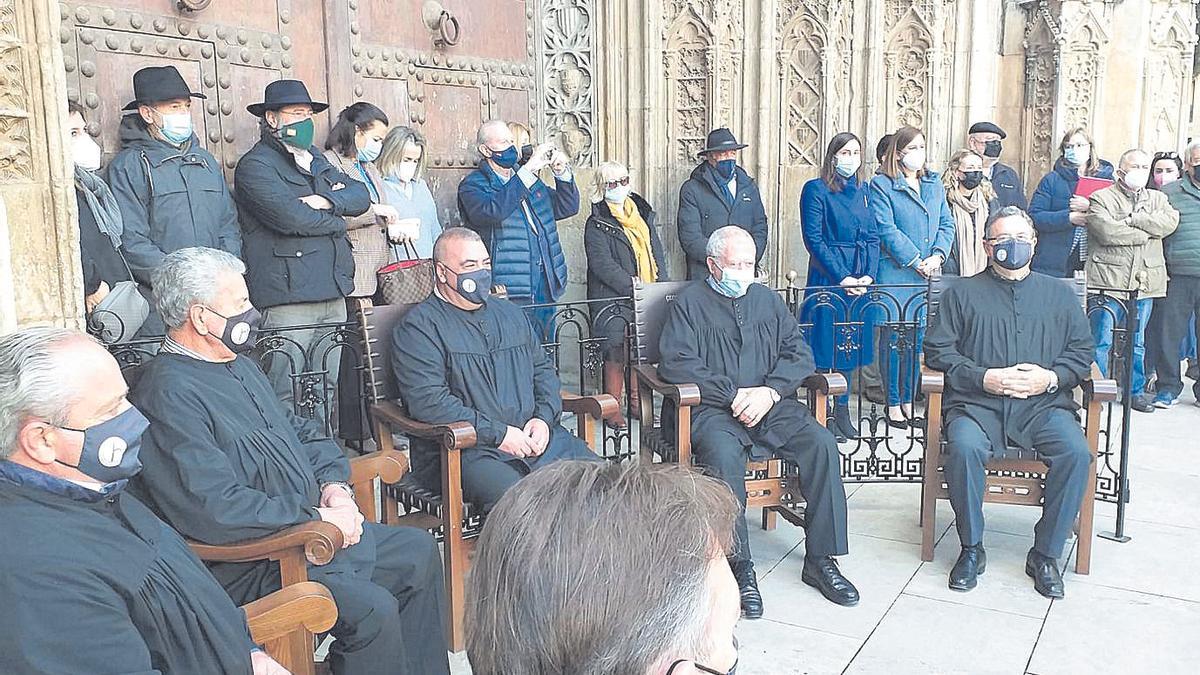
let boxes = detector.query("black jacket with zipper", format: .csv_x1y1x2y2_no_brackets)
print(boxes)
676,162,769,280
584,193,669,301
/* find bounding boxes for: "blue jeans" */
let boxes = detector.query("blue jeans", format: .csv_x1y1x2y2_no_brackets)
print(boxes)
884,324,924,406
512,266,556,343
1091,296,1152,397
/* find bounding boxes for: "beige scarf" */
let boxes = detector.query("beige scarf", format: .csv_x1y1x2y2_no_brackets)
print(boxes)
947,187,989,277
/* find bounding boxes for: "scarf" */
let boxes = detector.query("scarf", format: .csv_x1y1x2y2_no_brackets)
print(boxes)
947,187,989,277
608,198,658,282
74,165,124,248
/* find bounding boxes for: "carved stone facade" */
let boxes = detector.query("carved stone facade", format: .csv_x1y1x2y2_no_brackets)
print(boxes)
4,0,1200,328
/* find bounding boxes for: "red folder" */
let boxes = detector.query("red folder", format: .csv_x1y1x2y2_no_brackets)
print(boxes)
1074,176,1114,198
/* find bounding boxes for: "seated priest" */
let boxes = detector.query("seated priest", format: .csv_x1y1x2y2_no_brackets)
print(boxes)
391,227,600,513
924,206,1095,599
657,225,859,618
130,247,450,675
0,327,288,675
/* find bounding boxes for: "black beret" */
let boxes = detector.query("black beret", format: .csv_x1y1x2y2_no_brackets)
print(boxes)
968,122,1006,139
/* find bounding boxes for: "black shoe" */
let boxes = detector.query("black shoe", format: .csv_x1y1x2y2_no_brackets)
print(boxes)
948,544,986,592
1185,360,1199,381
886,414,908,429
732,561,763,619
833,405,859,441
1025,549,1065,599
907,415,925,430
801,556,860,606
1130,396,1156,413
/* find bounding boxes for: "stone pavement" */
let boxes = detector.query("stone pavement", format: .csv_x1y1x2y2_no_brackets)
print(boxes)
449,393,1198,674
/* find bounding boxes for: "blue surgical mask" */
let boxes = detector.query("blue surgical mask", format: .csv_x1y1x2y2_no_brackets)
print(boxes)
835,156,861,178
489,145,520,169
55,406,150,484
708,264,755,299
357,138,382,163
605,185,632,204
714,159,736,181
990,238,1034,270
158,112,193,145
1064,145,1090,167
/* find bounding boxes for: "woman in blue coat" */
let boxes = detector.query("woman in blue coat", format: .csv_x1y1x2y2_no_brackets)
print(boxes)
1028,127,1115,278
800,132,879,441
868,126,956,428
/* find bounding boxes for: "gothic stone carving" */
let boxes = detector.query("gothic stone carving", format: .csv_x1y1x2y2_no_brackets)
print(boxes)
1057,3,1110,133
541,0,595,164
1141,1,1198,150
1,0,33,182
1023,1,1061,183
884,12,933,131
778,0,852,167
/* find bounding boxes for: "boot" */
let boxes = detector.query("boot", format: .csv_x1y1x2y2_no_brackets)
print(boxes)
832,403,858,440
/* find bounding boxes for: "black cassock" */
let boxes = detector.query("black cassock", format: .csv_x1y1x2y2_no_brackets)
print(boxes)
131,354,448,675
391,294,598,512
657,281,849,565
0,461,255,675
924,270,1095,557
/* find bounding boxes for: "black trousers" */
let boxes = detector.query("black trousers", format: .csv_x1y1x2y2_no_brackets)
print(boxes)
1151,275,1200,399
307,523,449,675
691,401,849,566
943,408,1091,559
460,424,601,513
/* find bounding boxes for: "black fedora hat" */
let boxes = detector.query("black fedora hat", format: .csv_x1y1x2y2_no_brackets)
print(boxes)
698,127,749,156
121,66,206,111
246,80,329,117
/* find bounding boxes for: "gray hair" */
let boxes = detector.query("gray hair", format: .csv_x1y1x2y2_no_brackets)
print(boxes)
705,225,753,259
152,247,247,330
0,327,98,458
376,126,428,181
1118,148,1149,169
476,120,509,151
986,205,1036,238
1183,140,1200,164
432,227,484,264
592,160,630,203
466,460,739,675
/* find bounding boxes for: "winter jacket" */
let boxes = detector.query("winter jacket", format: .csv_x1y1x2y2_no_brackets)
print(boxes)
676,162,769,280
1085,183,1178,298
584,194,669,299
1028,157,1115,277
867,170,956,305
1160,177,1200,278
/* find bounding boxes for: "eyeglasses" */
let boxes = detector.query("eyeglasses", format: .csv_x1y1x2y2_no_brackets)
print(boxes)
665,638,739,675
1064,142,1090,150
985,235,1036,245
604,176,631,190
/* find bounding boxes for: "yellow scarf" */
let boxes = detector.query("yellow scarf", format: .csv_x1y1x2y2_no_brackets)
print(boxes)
608,198,658,282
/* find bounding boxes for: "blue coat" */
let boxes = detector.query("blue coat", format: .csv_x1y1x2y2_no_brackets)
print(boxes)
799,176,879,370
457,163,578,301
868,171,956,309
1028,157,1115,278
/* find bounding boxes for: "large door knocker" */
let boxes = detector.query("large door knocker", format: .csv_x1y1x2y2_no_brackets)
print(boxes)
176,0,212,11
422,1,461,47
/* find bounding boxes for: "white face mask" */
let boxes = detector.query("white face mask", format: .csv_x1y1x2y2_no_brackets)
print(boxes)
605,184,632,204
395,160,418,183
1122,169,1149,190
901,149,926,172
71,133,103,172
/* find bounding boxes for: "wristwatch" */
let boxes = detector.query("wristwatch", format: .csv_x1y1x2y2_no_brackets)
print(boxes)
321,481,355,499
1046,371,1059,394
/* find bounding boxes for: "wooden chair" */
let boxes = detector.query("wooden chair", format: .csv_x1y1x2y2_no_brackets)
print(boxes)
630,279,847,532
243,581,338,674
919,272,1118,574
356,299,618,651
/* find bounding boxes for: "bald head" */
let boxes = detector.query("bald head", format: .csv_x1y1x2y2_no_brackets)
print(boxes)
476,120,513,152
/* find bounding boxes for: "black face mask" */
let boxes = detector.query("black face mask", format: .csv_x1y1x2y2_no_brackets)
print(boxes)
991,239,1034,270
55,406,150,484
205,306,263,353
983,140,1002,158
960,171,984,190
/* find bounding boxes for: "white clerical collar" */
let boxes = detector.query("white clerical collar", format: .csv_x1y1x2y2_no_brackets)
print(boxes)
64,477,105,492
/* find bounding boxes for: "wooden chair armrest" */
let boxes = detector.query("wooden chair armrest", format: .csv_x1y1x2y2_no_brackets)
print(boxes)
188,521,343,566
370,401,478,450
1083,363,1119,402
561,391,620,420
349,449,409,488
921,367,945,394
243,581,338,645
801,372,847,397
632,364,701,406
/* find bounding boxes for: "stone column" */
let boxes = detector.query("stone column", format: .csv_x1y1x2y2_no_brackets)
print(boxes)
1,0,81,330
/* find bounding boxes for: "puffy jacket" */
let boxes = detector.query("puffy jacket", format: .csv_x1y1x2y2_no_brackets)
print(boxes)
1161,177,1200,278
677,162,769,280
457,163,578,301
106,117,241,285
584,194,669,299
1085,183,1178,298
1028,157,1115,277
234,130,371,309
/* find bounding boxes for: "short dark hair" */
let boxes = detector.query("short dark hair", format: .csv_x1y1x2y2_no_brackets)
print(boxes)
324,102,389,157
466,460,740,675
985,205,1035,238
875,134,893,163
67,100,87,120
431,227,484,264
1149,151,1184,190
820,132,863,192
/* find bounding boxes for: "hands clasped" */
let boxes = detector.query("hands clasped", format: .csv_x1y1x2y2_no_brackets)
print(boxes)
316,484,364,548
499,419,551,458
731,387,777,428
983,363,1054,399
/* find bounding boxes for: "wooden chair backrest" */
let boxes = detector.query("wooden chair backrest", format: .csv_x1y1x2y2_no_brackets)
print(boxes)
631,279,692,365
926,272,1087,326
356,300,421,406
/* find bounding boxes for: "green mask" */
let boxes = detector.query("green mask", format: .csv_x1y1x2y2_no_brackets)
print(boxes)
276,117,314,150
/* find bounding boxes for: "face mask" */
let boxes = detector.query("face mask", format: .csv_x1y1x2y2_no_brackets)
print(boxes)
489,145,520,169
714,159,736,181
901,150,926,172
444,265,492,305
983,140,1002,158
72,134,103,172
357,137,382,163
395,160,418,183
710,264,755,299
835,155,861,178
277,117,315,150
960,171,984,190
1153,172,1178,188
157,111,193,145
55,406,150,484
605,184,632,204
205,305,263,353
1122,169,1149,190
519,144,534,166
1064,145,1090,167
991,239,1034,271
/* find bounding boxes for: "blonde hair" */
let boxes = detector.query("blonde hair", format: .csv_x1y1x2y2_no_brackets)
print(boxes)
377,126,428,181
592,160,631,203
943,149,996,202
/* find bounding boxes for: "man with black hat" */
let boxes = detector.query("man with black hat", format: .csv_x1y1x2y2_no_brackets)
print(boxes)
677,128,769,280
967,121,1027,210
106,66,241,335
233,80,371,412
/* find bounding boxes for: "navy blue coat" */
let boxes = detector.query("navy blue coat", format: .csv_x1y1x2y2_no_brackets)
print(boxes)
457,163,578,301
868,171,956,308
234,131,370,309
1028,157,1115,278
799,176,879,371
677,163,769,280
989,162,1028,211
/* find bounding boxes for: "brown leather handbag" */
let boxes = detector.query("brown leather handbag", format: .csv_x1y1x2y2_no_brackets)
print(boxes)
376,241,435,305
